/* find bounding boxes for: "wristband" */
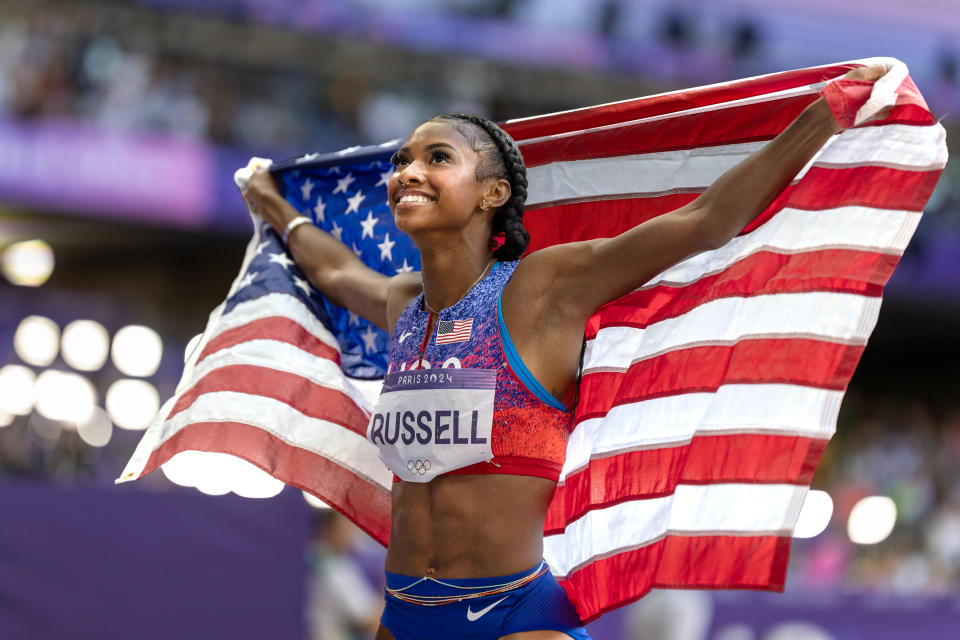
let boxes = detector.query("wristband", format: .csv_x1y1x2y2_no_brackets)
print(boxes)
822,60,907,130
821,78,874,130
282,216,312,244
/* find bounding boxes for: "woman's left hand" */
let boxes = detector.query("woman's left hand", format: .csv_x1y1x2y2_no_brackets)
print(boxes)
842,63,889,83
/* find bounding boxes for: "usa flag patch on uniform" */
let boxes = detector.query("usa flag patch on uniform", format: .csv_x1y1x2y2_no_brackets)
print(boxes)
435,318,473,345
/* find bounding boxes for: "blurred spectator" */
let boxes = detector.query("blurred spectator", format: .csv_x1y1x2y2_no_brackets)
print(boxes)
305,511,384,640
625,590,713,640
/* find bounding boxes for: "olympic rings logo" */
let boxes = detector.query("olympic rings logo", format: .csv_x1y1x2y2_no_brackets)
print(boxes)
407,459,432,476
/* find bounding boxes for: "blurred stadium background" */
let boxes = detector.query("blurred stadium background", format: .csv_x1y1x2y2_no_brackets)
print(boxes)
0,1,957,638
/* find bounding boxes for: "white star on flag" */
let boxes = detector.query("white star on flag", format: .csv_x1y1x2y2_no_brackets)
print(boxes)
360,211,378,239
313,197,325,221
395,258,414,274
292,275,312,296
348,311,360,326
345,190,365,214
237,271,258,289
333,173,355,194
300,178,314,200
268,252,295,269
330,222,343,241
376,169,394,187
378,232,396,262
254,240,270,255
360,325,379,354
352,243,362,257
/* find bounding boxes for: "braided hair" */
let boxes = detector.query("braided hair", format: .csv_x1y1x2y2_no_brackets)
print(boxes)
430,113,529,261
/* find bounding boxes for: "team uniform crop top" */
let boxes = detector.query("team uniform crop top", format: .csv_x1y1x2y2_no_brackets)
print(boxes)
366,260,573,483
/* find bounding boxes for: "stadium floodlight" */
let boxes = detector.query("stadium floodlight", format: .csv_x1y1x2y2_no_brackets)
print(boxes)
111,325,163,377
303,491,331,509
34,370,97,424
105,379,159,430
228,458,284,499
160,451,200,488
61,320,110,371
159,450,283,499
2,239,55,286
847,495,897,545
793,490,834,539
77,407,113,448
14,315,60,367
192,452,235,496
0,365,36,416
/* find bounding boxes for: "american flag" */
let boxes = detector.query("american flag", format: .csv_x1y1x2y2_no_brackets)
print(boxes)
435,318,474,345
120,59,946,622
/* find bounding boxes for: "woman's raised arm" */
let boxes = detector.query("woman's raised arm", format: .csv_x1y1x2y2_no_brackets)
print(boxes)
243,165,419,332
527,65,887,323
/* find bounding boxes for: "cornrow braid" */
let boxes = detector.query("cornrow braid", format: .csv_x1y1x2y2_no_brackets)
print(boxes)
431,113,530,261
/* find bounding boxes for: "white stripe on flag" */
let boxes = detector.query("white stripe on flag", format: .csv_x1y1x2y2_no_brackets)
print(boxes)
526,142,763,206
160,391,392,489
585,291,882,370
188,340,375,412
561,384,844,480
211,292,341,352
525,124,945,206
543,483,807,578
817,124,948,170
646,205,920,288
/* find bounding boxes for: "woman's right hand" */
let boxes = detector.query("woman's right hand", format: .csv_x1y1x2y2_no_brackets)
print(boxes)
242,163,295,234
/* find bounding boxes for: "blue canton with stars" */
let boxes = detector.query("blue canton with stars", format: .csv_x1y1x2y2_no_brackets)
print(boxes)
236,142,416,379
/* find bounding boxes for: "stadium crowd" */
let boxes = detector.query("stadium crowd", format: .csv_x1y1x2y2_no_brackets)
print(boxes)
792,394,960,594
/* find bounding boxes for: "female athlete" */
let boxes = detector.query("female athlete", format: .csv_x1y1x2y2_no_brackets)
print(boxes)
243,65,888,640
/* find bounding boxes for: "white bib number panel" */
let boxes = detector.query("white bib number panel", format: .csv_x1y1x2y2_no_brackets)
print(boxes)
367,368,495,482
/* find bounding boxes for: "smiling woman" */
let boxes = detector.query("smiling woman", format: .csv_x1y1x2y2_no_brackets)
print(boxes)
239,66,890,640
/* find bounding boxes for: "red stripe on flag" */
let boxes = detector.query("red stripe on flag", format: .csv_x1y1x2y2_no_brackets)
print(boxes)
168,365,370,435
525,194,698,251
545,434,827,532
504,63,858,141
142,420,392,546
526,167,931,250
508,62,933,148
785,166,941,213
576,339,864,420
743,167,939,234
556,534,791,623
519,97,809,167
584,249,895,337
655,534,791,590
517,92,934,168
197,316,341,365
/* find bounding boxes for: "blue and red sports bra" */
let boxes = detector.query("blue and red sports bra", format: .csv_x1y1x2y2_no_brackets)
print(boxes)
366,261,573,483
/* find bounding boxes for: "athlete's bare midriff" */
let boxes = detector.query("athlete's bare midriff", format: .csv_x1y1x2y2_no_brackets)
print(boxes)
385,473,557,579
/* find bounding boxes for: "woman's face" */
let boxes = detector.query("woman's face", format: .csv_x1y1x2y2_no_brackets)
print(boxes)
387,120,490,235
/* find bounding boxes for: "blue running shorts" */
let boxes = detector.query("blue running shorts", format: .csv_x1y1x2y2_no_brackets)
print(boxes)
382,562,591,640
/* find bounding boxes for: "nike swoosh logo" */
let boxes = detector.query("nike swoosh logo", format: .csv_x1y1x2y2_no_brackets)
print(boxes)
466,596,508,622
398,331,413,344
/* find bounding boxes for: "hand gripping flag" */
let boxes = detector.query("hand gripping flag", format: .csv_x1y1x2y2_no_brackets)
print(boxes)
120,59,947,622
